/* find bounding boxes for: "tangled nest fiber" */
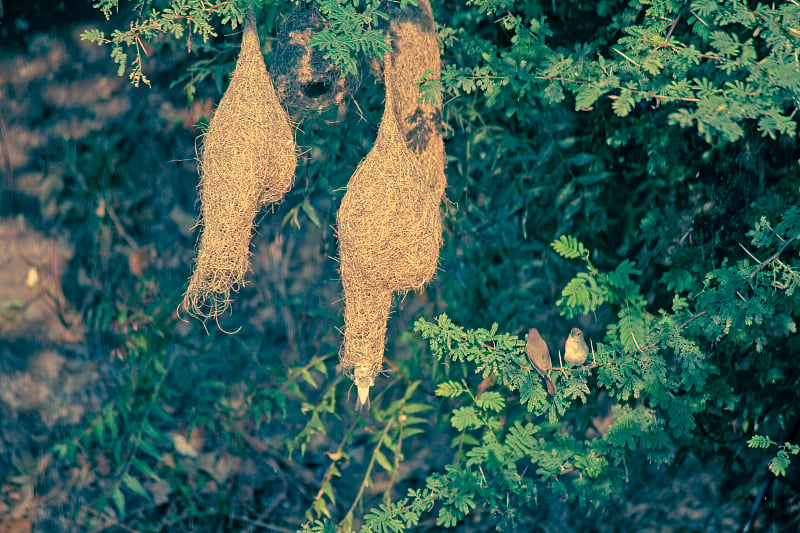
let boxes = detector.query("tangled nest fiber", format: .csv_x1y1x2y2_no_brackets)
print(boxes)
337,54,443,410
183,11,297,319
270,3,358,119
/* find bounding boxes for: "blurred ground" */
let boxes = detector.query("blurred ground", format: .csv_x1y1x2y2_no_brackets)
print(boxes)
0,14,757,533
0,18,342,531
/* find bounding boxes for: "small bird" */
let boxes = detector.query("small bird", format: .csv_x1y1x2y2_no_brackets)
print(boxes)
526,328,557,395
564,327,589,366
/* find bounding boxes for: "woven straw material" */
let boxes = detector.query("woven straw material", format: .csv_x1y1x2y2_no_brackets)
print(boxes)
337,99,441,293
339,278,393,409
337,57,441,408
183,12,297,319
388,0,446,199
271,5,357,119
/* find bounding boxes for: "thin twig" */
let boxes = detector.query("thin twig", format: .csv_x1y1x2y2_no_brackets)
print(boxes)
664,4,687,43
106,204,141,249
751,235,798,278
341,417,395,525
532,74,701,103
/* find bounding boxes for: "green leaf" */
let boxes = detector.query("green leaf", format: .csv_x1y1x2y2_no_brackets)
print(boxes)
374,450,394,473
131,458,158,481
122,473,149,499
474,391,505,412
111,485,126,518
612,89,635,117
616,308,648,352
551,235,590,260
80,28,106,44
574,84,602,110
558,272,608,317
748,435,774,449
435,381,467,398
301,199,322,228
769,451,790,477
450,407,481,431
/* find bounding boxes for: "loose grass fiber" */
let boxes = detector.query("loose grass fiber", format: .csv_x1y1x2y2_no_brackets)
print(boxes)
183,11,297,319
337,56,442,410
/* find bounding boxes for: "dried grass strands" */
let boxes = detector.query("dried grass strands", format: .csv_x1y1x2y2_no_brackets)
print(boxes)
270,4,358,119
338,279,393,411
388,0,446,199
183,11,297,319
337,56,442,410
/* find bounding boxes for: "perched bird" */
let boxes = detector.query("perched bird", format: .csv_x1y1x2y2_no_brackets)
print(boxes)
564,327,589,366
526,328,557,395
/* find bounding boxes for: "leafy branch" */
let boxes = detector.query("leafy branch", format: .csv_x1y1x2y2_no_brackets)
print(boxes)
748,435,800,476
81,0,243,86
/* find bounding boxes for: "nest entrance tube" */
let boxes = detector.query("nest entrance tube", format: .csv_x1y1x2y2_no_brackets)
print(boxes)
183,11,297,320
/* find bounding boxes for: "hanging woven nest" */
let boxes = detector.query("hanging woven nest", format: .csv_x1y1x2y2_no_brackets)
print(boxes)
183,11,297,319
337,55,442,411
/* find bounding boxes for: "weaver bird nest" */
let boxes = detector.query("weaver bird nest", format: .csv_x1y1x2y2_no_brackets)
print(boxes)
183,11,297,319
270,4,359,119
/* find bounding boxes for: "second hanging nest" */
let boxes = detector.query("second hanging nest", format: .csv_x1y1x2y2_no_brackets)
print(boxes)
337,0,446,409
183,12,297,319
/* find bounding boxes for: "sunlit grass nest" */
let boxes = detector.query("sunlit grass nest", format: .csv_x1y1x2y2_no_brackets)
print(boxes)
183,11,297,320
336,56,442,408
388,0,446,199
